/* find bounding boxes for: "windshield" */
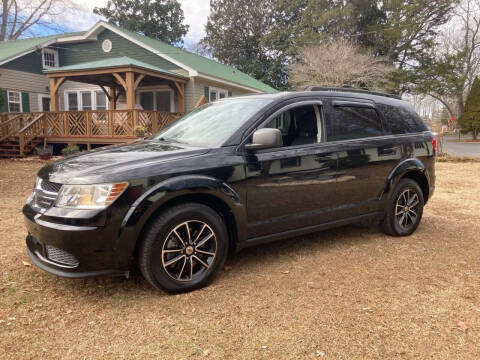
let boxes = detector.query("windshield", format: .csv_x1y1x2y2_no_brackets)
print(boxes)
154,98,273,147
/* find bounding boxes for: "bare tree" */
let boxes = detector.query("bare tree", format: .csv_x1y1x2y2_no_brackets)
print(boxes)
415,0,480,118
0,0,75,41
289,39,395,91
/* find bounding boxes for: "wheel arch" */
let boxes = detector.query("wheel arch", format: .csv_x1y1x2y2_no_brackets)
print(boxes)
384,158,431,204
120,175,246,267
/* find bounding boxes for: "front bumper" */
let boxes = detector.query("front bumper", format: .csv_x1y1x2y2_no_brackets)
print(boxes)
24,204,130,278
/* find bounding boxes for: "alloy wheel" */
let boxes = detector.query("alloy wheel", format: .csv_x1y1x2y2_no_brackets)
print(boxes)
395,189,420,230
161,220,217,282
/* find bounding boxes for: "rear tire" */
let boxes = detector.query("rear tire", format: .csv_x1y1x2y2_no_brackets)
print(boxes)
139,203,229,294
382,178,424,236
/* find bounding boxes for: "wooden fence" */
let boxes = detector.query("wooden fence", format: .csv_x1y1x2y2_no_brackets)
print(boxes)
0,110,182,140
0,110,182,156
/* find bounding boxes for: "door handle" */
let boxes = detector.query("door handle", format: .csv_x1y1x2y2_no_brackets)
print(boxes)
380,147,396,155
317,155,335,161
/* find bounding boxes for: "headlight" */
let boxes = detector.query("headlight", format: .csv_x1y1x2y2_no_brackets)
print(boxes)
55,182,128,210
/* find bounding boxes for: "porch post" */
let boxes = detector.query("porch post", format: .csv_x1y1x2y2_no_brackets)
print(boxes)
174,82,185,113
49,78,59,112
109,87,116,110
49,77,65,112
126,71,135,110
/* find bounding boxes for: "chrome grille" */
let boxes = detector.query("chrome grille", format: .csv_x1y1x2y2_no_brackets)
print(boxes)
45,245,79,267
40,179,62,193
31,178,61,212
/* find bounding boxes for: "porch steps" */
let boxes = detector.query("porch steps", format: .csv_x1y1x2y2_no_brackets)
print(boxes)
0,137,42,158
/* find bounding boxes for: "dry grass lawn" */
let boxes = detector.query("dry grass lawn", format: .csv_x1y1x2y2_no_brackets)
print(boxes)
0,159,479,359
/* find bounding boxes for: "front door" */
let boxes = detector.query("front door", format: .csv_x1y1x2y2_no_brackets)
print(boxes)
244,102,339,239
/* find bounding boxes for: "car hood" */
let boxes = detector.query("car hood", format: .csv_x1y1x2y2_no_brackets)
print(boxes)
38,140,211,184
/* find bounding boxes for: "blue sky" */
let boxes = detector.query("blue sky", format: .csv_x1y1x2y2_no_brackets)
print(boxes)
32,0,210,48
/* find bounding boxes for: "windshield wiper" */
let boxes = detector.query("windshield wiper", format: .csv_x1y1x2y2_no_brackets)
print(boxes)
157,137,188,145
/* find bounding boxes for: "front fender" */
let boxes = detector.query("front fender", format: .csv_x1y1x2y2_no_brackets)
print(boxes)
119,174,246,246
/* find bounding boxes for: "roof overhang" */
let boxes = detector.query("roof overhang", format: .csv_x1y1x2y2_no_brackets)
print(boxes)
195,73,266,94
0,38,58,67
45,64,188,84
56,21,199,76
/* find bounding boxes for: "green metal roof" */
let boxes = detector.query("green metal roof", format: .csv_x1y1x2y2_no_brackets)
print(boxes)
0,23,277,93
0,32,84,64
110,24,277,93
43,56,188,79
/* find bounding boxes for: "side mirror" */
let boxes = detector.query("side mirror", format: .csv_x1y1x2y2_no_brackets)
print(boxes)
244,128,283,151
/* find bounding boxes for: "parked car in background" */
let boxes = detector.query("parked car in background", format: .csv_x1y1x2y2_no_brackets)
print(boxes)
24,88,436,293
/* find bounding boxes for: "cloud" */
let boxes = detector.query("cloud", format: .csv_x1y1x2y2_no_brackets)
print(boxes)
54,0,210,45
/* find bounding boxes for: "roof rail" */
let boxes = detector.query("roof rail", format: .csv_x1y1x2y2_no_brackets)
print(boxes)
306,86,401,100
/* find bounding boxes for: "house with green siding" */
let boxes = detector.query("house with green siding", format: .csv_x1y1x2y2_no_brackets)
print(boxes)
0,21,276,114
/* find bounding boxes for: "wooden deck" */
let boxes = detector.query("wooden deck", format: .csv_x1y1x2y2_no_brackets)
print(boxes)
0,110,182,157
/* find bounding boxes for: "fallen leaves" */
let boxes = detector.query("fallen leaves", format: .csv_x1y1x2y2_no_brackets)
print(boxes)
456,321,469,332
1,160,480,359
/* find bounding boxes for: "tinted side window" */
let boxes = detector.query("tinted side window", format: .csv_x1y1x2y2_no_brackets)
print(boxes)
378,104,428,134
265,105,320,147
327,106,383,141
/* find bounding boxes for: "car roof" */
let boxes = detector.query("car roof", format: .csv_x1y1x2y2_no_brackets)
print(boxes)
228,90,410,108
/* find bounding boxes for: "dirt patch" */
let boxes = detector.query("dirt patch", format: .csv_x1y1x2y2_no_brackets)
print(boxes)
1,160,479,359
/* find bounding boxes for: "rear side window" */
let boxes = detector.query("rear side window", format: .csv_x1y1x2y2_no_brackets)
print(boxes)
378,104,428,134
327,106,383,141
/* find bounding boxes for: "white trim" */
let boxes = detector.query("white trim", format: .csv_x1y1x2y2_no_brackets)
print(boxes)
0,49,36,67
136,87,174,112
196,73,264,94
0,21,271,95
7,90,22,112
209,86,228,102
64,88,108,111
56,21,198,76
0,38,57,66
56,35,97,43
42,47,59,69
37,94,50,112
98,22,198,76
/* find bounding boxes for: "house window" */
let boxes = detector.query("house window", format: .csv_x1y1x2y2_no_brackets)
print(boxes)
66,90,108,111
139,90,172,111
42,48,58,68
7,91,22,112
81,92,92,110
210,87,227,102
67,93,78,110
95,91,107,110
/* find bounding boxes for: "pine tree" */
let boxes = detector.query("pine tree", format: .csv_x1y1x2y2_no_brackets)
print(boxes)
458,77,480,140
201,0,307,90
94,0,189,45
299,0,457,92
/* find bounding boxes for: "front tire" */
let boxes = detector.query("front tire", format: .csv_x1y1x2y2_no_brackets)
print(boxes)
139,203,229,294
382,178,424,236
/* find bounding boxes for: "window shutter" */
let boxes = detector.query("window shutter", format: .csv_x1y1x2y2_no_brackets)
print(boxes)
228,91,233,97
0,89,7,113
21,92,30,112
204,86,210,102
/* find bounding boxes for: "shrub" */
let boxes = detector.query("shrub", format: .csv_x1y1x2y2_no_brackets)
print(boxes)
61,144,80,156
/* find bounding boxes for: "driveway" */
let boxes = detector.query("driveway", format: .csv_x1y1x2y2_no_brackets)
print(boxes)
443,135,480,158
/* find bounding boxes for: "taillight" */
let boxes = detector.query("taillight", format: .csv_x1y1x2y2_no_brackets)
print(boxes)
431,137,437,154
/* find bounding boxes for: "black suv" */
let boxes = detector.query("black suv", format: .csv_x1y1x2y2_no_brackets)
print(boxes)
24,89,436,293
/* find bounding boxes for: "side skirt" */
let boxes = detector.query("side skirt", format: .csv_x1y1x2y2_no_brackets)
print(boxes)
241,212,381,249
